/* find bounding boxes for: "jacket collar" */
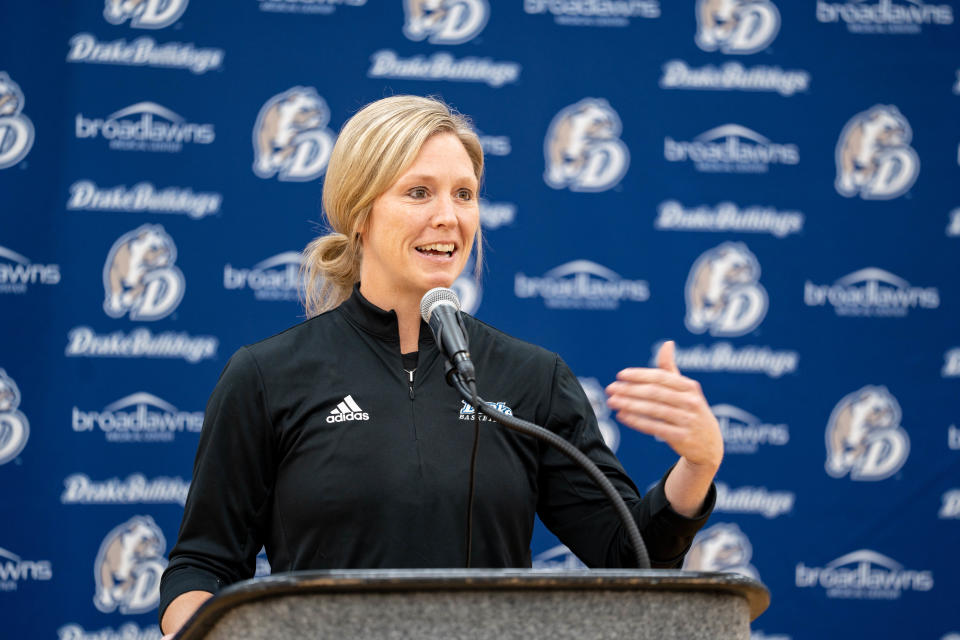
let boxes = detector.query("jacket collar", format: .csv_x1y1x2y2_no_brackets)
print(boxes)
338,283,436,349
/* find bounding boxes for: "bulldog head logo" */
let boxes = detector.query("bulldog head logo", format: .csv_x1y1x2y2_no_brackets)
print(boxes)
253,87,335,182
695,0,781,54
103,224,185,321
93,516,167,614
544,98,630,192
835,105,919,200
403,0,490,44
103,0,189,29
0,370,18,413
0,72,35,169
685,242,768,337
826,386,909,481
0,369,29,465
0,73,24,118
684,522,760,580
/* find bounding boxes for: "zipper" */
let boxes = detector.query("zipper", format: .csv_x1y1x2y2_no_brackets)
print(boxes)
406,369,415,400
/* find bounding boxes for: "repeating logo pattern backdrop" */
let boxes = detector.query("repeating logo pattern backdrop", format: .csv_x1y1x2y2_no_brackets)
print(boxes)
1,2,957,638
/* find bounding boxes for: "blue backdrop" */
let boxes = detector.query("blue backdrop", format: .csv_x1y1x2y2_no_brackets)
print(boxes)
1,2,958,638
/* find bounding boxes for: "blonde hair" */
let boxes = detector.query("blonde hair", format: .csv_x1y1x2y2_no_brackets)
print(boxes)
301,95,484,317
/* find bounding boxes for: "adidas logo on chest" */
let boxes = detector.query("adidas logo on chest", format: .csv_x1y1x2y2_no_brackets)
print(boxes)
326,394,369,423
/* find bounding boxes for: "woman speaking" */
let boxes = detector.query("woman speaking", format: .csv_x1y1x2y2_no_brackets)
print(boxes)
159,95,724,636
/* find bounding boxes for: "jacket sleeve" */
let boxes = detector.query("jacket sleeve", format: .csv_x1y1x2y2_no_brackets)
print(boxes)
158,346,277,622
536,356,715,568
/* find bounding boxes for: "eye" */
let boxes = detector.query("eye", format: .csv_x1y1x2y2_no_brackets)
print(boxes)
407,187,429,199
455,188,473,201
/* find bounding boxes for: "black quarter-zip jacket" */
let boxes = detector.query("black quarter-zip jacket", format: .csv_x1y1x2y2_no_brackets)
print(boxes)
159,287,715,620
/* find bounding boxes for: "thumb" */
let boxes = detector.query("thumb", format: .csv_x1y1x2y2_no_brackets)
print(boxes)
657,340,680,374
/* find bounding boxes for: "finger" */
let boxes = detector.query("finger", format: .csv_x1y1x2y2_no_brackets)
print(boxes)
614,367,695,391
657,340,680,374
607,396,690,426
605,382,695,410
615,412,687,442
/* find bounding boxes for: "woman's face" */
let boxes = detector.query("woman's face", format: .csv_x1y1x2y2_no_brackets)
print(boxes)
359,133,479,306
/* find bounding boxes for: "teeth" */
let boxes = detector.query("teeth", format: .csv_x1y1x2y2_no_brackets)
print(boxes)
416,243,455,253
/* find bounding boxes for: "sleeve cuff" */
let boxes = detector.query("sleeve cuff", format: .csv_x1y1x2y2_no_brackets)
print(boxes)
644,467,716,535
158,566,221,626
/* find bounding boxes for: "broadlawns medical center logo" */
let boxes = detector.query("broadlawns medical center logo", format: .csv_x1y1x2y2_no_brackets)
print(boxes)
75,101,215,153
665,123,799,173
816,0,953,34
804,267,939,317
523,0,660,26
796,549,933,599
224,251,303,301
515,260,649,309
0,244,60,294
0,546,52,591
712,403,789,454
73,391,204,443
259,0,367,14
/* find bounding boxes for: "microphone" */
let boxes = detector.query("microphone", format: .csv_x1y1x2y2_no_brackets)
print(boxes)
420,287,476,385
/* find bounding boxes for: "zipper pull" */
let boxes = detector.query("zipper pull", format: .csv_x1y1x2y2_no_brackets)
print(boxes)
407,369,415,400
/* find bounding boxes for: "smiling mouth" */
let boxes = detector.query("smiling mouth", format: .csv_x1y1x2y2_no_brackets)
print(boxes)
415,242,455,258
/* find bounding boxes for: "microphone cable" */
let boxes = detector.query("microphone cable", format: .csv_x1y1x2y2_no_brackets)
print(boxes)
464,379,480,568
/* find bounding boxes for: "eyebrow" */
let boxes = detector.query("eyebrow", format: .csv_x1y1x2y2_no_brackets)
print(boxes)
400,173,478,186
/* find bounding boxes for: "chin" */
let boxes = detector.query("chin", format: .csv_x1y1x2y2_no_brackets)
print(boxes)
434,266,466,283
424,278,456,291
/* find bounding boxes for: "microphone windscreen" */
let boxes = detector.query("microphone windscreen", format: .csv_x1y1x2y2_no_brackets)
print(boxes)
420,287,461,323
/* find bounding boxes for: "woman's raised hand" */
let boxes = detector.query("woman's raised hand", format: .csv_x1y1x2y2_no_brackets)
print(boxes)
605,340,723,472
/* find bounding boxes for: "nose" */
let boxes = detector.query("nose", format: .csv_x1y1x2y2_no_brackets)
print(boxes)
430,193,459,228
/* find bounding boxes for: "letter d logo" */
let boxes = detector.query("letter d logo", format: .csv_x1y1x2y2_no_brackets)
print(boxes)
0,115,34,169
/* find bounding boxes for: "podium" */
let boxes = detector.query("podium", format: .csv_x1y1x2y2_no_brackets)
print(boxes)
174,569,769,640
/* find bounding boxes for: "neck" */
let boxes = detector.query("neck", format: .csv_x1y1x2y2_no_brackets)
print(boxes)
359,282,422,353
394,301,422,353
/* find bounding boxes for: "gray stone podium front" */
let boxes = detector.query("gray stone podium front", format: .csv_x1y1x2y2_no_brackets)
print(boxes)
174,569,769,640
